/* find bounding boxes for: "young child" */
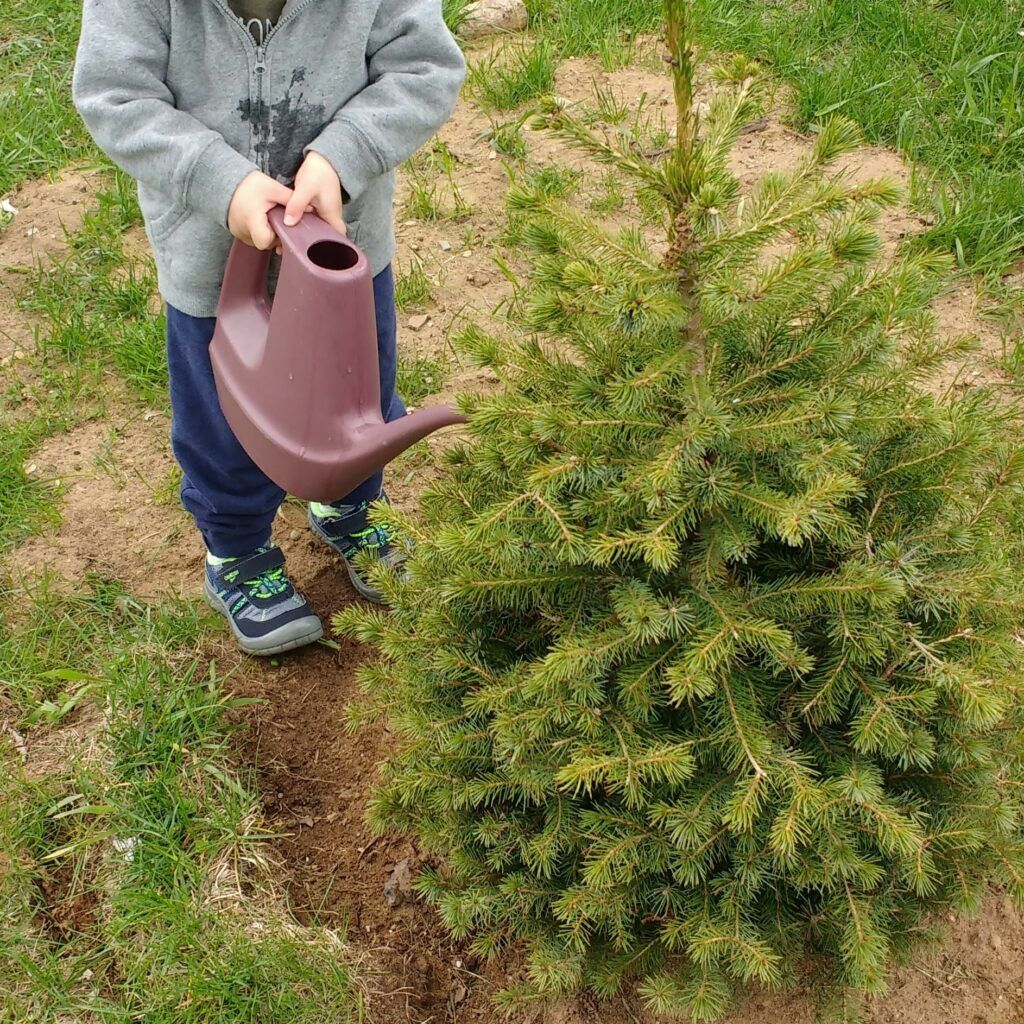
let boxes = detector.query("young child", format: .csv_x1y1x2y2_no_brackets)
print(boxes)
72,0,466,655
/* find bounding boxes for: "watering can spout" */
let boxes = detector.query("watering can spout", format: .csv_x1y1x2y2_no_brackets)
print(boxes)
210,208,467,504
372,405,467,463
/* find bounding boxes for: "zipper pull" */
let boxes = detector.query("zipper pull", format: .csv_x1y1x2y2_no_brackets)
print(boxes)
255,44,266,73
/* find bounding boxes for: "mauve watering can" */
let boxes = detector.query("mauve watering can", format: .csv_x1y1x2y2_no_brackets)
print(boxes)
210,207,465,503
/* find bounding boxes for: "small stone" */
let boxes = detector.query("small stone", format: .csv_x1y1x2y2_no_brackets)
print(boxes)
25,226,38,237
990,933,1002,951
460,0,528,40
439,239,452,251
408,314,430,331
384,857,413,907
461,249,472,257
289,529,300,541
403,219,416,226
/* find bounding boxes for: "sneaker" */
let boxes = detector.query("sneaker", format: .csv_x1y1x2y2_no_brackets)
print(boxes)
203,545,324,656
308,492,405,603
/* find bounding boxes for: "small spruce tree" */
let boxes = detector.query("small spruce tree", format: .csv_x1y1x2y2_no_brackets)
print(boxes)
338,2,1024,1017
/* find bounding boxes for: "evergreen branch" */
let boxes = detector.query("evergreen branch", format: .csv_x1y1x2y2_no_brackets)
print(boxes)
710,176,891,257
530,491,579,546
536,203,671,281
868,436,978,482
720,677,767,779
699,74,761,172
532,98,671,194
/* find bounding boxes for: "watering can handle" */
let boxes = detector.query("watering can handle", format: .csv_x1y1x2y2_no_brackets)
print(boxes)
266,205,357,266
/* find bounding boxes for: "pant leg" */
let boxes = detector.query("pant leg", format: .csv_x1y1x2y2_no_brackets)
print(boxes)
166,305,285,558
332,264,407,508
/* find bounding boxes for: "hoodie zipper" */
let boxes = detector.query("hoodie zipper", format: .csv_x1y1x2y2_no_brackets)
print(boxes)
254,43,267,172
264,0,320,42
208,0,321,176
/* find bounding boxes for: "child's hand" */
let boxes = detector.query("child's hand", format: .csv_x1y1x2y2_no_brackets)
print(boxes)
283,152,347,236
227,171,294,250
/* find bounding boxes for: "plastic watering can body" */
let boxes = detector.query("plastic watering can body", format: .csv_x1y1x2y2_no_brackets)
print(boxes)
210,207,465,503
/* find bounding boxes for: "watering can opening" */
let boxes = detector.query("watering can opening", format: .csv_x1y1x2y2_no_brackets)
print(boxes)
307,239,360,272
209,206,468,504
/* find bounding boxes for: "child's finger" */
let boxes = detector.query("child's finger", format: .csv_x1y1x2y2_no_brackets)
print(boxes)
267,179,294,208
250,216,278,251
282,185,313,227
314,198,347,237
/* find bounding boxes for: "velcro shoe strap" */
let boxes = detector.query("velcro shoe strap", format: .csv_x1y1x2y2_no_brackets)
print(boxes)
320,505,373,536
215,547,286,588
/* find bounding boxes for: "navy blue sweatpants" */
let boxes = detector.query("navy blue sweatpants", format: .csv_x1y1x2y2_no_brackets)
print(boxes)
166,266,404,558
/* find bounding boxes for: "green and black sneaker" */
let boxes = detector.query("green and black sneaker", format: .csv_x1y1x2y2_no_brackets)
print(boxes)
308,492,405,603
203,545,324,656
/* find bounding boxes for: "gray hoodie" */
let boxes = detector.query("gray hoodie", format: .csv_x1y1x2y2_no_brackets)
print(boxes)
73,0,466,317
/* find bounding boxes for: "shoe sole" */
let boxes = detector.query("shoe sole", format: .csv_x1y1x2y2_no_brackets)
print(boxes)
307,514,385,604
203,579,324,656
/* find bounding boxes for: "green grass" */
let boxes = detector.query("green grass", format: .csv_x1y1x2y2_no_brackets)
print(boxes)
525,0,661,62
0,579,364,1022
486,117,531,160
0,416,67,551
0,574,211,721
442,0,475,37
589,170,626,214
24,172,166,399
468,40,558,111
0,0,92,194
394,257,434,312
1,171,168,548
688,0,1024,276
402,140,472,222
397,353,449,405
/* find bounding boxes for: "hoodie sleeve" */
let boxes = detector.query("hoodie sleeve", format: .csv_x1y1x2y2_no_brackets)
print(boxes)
304,0,467,204
72,0,256,227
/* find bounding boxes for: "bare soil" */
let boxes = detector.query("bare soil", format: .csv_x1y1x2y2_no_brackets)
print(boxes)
4,46,1022,1024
